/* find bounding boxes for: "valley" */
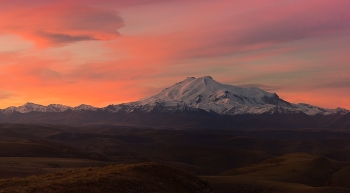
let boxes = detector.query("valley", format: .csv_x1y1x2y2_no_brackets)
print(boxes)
1,124,350,192
1,77,350,192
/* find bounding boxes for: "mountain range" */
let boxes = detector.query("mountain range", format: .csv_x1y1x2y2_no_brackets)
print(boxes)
1,76,349,129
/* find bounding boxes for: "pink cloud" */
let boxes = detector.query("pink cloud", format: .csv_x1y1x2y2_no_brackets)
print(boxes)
0,2,124,47
0,0,350,109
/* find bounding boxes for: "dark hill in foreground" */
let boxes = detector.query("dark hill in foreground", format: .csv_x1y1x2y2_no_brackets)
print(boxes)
5,124,350,175
204,153,350,193
0,162,213,193
3,124,350,192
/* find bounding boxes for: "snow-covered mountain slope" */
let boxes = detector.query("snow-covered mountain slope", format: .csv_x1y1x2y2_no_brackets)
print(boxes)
294,103,349,115
118,76,294,114
107,76,349,115
1,76,348,116
0,103,97,114
1,103,65,114
73,104,98,111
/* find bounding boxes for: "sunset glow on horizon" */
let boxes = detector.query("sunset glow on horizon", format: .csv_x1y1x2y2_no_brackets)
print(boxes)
1,0,350,109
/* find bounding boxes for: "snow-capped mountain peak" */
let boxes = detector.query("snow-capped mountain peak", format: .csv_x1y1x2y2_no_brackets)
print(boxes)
295,103,349,115
73,104,98,111
47,104,72,112
140,76,275,104
3,102,47,113
0,76,348,116
0,103,100,114
119,76,293,114
108,76,347,115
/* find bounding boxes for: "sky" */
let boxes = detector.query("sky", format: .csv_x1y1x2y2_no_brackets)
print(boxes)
0,0,350,109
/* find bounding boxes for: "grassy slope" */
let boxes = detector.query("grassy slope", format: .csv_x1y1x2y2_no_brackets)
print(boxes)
202,176,350,193
0,162,212,193
0,157,111,178
203,153,350,193
5,124,350,192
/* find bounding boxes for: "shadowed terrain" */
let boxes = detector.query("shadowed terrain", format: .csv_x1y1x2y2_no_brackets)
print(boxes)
1,110,350,129
204,153,350,193
0,162,213,193
2,124,350,192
